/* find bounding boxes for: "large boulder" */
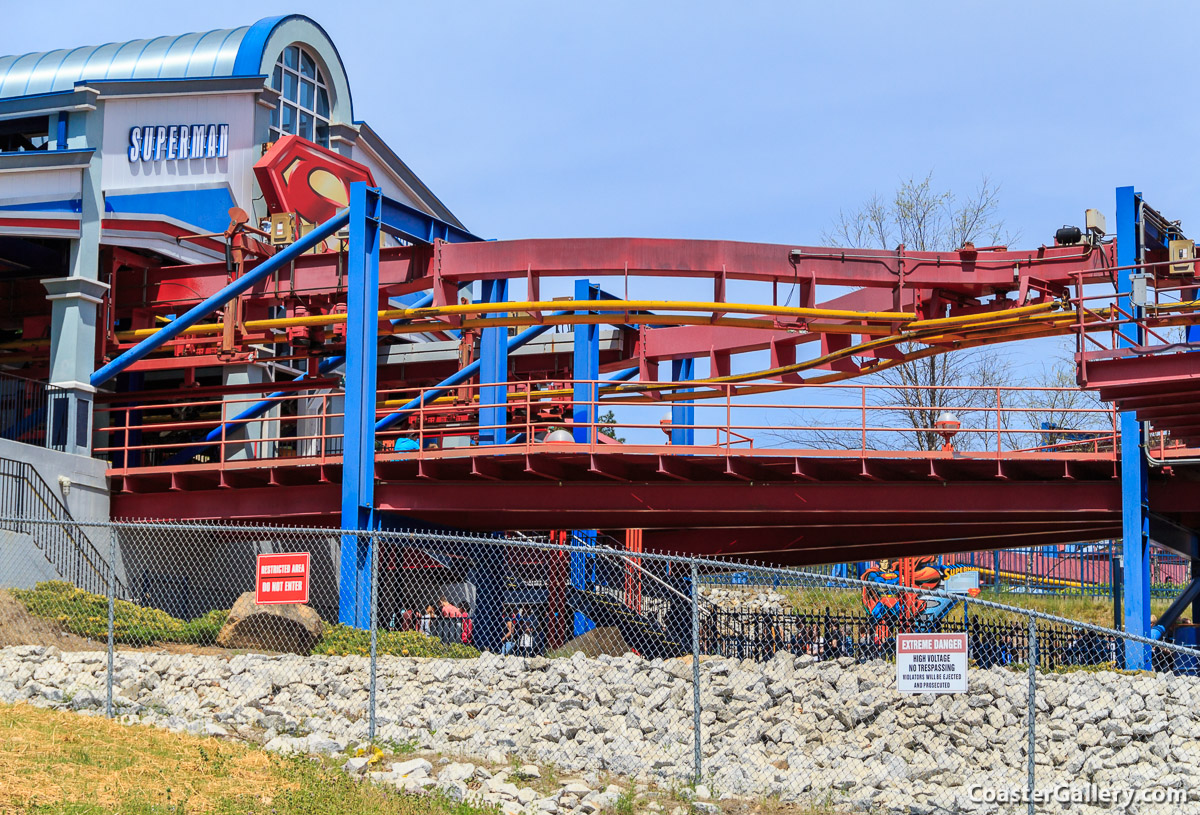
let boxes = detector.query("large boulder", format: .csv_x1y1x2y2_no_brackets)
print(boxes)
555,626,630,658
216,591,322,654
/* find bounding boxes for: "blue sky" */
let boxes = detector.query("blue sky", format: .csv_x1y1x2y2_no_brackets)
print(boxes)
3,1,1196,247
0,1,1187,440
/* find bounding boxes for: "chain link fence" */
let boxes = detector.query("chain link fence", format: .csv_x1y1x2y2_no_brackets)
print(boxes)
0,517,1197,813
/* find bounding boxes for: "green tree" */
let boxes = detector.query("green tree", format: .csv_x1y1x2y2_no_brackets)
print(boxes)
598,409,625,443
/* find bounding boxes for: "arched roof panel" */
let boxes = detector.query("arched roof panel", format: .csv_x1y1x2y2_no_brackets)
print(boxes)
0,16,348,110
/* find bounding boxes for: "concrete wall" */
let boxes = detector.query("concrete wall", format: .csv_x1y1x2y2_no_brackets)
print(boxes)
0,439,111,593
0,438,109,521
0,529,70,590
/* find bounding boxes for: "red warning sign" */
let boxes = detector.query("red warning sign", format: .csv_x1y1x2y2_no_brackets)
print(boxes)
255,552,310,605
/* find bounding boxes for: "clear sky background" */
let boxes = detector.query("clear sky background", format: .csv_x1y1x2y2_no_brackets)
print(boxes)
0,2,1190,441
2,1,1195,246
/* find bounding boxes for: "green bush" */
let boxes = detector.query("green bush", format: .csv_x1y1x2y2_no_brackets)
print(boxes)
9,581,226,645
10,582,479,658
315,624,478,659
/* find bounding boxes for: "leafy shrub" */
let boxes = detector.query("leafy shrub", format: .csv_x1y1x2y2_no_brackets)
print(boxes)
315,624,478,659
9,581,226,645
10,582,479,658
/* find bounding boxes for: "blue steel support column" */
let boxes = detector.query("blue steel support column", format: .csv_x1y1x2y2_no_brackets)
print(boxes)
339,183,382,627
570,281,600,636
1193,537,1200,625
1116,185,1151,668
479,279,509,446
473,277,510,648
573,280,600,443
469,538,506,652
671,358,695,446
571,530,597,637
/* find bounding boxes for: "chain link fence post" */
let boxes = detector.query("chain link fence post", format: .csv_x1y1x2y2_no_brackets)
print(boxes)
691,560,701,786
105,529,115,719
368,531,378,743
1027,614,1037,815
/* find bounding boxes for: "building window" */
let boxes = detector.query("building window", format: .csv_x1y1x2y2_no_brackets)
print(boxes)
0,115,50,153
270,45,332,147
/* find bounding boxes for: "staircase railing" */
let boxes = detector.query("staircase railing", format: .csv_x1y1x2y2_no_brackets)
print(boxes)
0,457,128,598
568,530,719,631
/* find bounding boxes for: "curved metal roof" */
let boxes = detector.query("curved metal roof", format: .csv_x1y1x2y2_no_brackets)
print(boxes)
0,16,337,100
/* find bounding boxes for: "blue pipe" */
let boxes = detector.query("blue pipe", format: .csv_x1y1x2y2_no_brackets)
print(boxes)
162,289,434,466
388,291,434,326
376,311,571,432
607,367,638,382
91,209,351,388
1150,577,1200,639
164,354,346,466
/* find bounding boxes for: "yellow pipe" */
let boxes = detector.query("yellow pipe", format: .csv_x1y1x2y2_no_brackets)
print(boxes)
103,308,1088,410
129,303,1088,410
382,298,916,323
905,298,1060,329
386,319,1071,411
114,313,795,342
702,303,1093,386
115,298,915,340
107,299,1114,345
97,291,1121,398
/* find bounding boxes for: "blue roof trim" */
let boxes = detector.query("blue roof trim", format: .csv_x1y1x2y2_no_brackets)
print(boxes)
0,15,353,113
73,75,267,89
232,15,353,120
0,198,82,214
232,16,287,76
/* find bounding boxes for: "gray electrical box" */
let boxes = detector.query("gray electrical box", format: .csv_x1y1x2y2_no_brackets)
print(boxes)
1131,273,1150,307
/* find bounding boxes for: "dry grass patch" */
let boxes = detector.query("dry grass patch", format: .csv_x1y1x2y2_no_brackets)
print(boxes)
0,703,496,814
0,702,289,812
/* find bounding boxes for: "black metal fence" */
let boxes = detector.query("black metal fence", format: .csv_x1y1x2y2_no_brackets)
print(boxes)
703,608,1198,673
0,370,68,450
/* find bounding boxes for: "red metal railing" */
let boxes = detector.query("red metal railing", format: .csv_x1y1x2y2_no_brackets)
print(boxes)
95,380,1123,471
1069,266,1199,369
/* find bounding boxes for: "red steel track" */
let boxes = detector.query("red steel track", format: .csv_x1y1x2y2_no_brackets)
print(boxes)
108,446,1200,564
83,231,1200,563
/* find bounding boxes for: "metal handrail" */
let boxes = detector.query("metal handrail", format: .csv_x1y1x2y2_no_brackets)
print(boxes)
95,379,1123,469
0,457,129,598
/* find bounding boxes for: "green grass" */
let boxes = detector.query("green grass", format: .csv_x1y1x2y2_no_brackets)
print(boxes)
778,583,1172,628
8,582,478,659
3,702,497,815
963,589,1170,627
613,788,636,815
779,587,863,616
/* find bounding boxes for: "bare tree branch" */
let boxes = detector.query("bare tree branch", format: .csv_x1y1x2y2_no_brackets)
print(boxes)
768,173,1091,453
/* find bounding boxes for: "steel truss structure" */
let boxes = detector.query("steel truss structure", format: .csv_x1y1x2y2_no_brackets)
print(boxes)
5,174,1198,648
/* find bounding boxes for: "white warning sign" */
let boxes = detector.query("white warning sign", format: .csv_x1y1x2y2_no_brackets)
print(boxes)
896,633,968,694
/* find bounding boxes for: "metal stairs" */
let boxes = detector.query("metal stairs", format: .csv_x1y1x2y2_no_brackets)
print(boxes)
0,457,127,598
